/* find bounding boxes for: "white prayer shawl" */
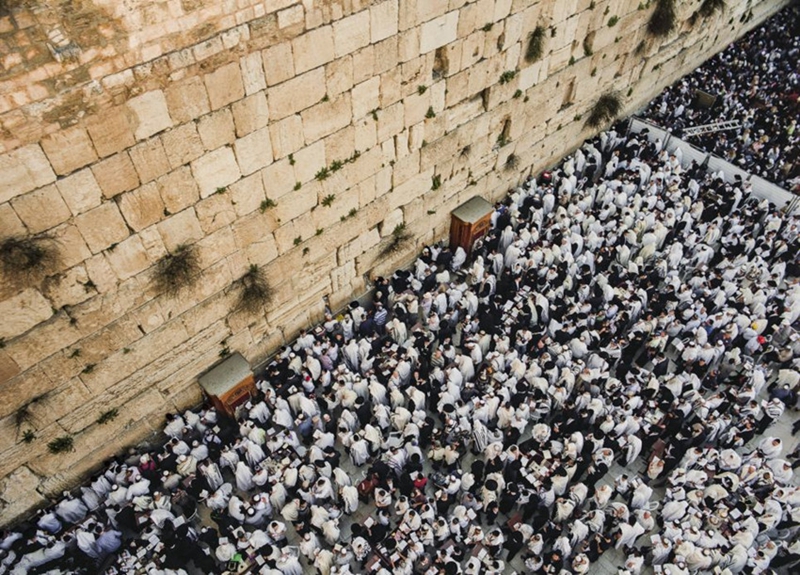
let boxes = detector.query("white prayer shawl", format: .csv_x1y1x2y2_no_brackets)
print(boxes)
235,462,254,492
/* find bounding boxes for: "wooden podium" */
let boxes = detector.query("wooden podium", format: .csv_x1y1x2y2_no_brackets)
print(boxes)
450,196,493,255
198,353,256,418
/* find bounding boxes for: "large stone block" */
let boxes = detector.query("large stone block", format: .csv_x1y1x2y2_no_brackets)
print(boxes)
191,146,242,198
85,106,136,158
420,11,459,53
118,182,165,231
232,93,270,137
197,108,237,151
291,140,326,184
274,184,317,224
240,51,267,95
204,62,246,111
0,144,56,203
260,158,296,202
83,253,119,294
292,25,335,74
301,93,352,144
234,127,274,175
268,67,327,121
91,152,140,199
262,42,295,87
157,166,200,215
352,45,376,85
229,172,266,217
165,76,211,123
269,114,305,159
40,126,98,176
74,202,130,254
371,0,399,43
127,90,173,140
333,10,370,58
326,55,354,97
157,208,204,252
0,289,53,340
161,123,205,169
0,204,25,240
56,168,103,216
10,184,71,234
128,138,171,184
352,76,381,120
195,225,238,270
106,234,152,281
51,223,93,269
195,193,236,234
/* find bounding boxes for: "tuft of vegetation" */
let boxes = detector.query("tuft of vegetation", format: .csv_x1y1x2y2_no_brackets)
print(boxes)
379,223,413,258
371,109,379,121
460,145,471,158
316,228,323,236
499,70,517,85
153,244,200,297
315,166,330,181
294,182,302,191
417,85,427,95
321,93,330,102
235,264,273,314
583,38,594,57
425,107,436,119
330,160,343,172
68,349,81,359
698,0,725,18
340,207,358,222
123,347,131,354
568,56,576,66
22,430,36,443
525,26,546,62
82,364,95,374
97,408,119,425
607,16,619,27
586,92,623,127
482,23,493,32
431,175,442,191
288,153,295,165
293,236,302,246
513,89,522,99
505,154,519,171
427,210,437,215
219,346,231,358
260,198,277,212
321,194,336,207
648,0,676,37
302,247,310,256
0,235,60,281
48,435,74,454
215,187,227,195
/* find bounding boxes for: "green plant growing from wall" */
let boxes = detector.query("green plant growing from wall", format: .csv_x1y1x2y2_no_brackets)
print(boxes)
608,16,619,27
499,70,516,85
330,160,343,172
235,264,273,314
97,408,119,425
583,38,594,56
260,198,277,212
417,85,427,95
513,89,523,99
431,175,442,190
153,244,200,297
698,0,725,18
425,107,436,119
22,430,35,443
505,153,519,171
294,182,302,191
321,194,336,207
0,235,60,282
379,223,413,258
586,92,622,127
48,435,74,454
648,0,676,37
525,26,546,62
315,166,330,180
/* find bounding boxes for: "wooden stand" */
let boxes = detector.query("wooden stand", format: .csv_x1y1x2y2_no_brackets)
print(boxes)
449,196,493,255
198,353,256,418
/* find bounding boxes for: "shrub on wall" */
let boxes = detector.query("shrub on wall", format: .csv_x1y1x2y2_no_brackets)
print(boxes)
235,264,273,314
0,235,60,282
586,93,623,127
698,0,726,18
648,0,677,37
525,26,546,62
153,244,200,297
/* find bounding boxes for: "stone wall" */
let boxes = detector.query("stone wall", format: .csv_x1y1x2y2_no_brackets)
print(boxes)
0,0,789,525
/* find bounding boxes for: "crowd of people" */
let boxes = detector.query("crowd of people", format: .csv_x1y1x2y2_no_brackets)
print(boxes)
641,3,799,191
2,118,799,574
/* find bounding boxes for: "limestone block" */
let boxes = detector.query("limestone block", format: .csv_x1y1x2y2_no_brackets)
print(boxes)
398,27,420,63
0,145,55,203
161,123,205,169
457,0,493,37
374,36,400,75
333,10,370,58
240,51,267,95
233,127,274,176
292,25,334,74
398,0,417,30
91,153,140,199
137,225,168,263
57,168,103,216
40,126,98,176
322,127,355,170
232,93,270,137
261,158,296,201
461,31,485,70
157,166,200,215
421,11,459,53
262,42,295,87
403,91,431,127
0,467,46,526
379,67,402,108
165,76,211,123
83,253,118,293
301,93,352,144
269,114,305,159
331,259,356,292
157,208,204,252
352,76,381,120
229,172,266,217
75,202,130,253
291,140,326,184
127,90,173,140
338,228,381,262
204,62,245,111
379,208,405,236
197,108,236,151
196,226,238,270
371,0,399,42
195,193,237,234
106,234,151,281
85,106,136,158
494,0,513,21
191,146,242,198
0,289,53,340
352,45,375,85
355,117,378,151
128,138,171,184
268,67,326,121
274,184,317,223
25,378,93,429
242,229,279,268
278,4,304,28
51,223,93,269
118,182,165,231
0,204,25,239
325,55,354,97
10,184,71,234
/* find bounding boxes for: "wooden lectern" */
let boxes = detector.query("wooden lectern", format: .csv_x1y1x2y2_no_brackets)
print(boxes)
198,353,256,418
450,196,493,255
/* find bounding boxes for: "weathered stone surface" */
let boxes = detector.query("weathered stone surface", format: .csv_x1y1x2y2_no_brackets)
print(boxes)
41,265,91,309
74,203,131,254
128,138,172,184
0,204,25,240
10,185,72,235
40,126,98,176
420,11,459,53
191,146,242,198
161,123,205,169
56,168,103,216
195,192,237,234
260,158,296,200
106,234,152,281
269,114,305,159
262,42,295,87
291,140,326,184
165,76,211,123
204,62,246,111
0,289,53,340
232,93,270,137
157,166,200,214
228,172,266,217
118,182,165,231
0,144,56,203
197,108,236,151
85,107,136,158
268,67,327,121
371,0,399,43
157,208,204,252
240,51,267,96
333,10,371,57
233,127,274,175
292,25,335,74
127,90,173,140
301,93,352,143
352,76,381,120
92,153,140,199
